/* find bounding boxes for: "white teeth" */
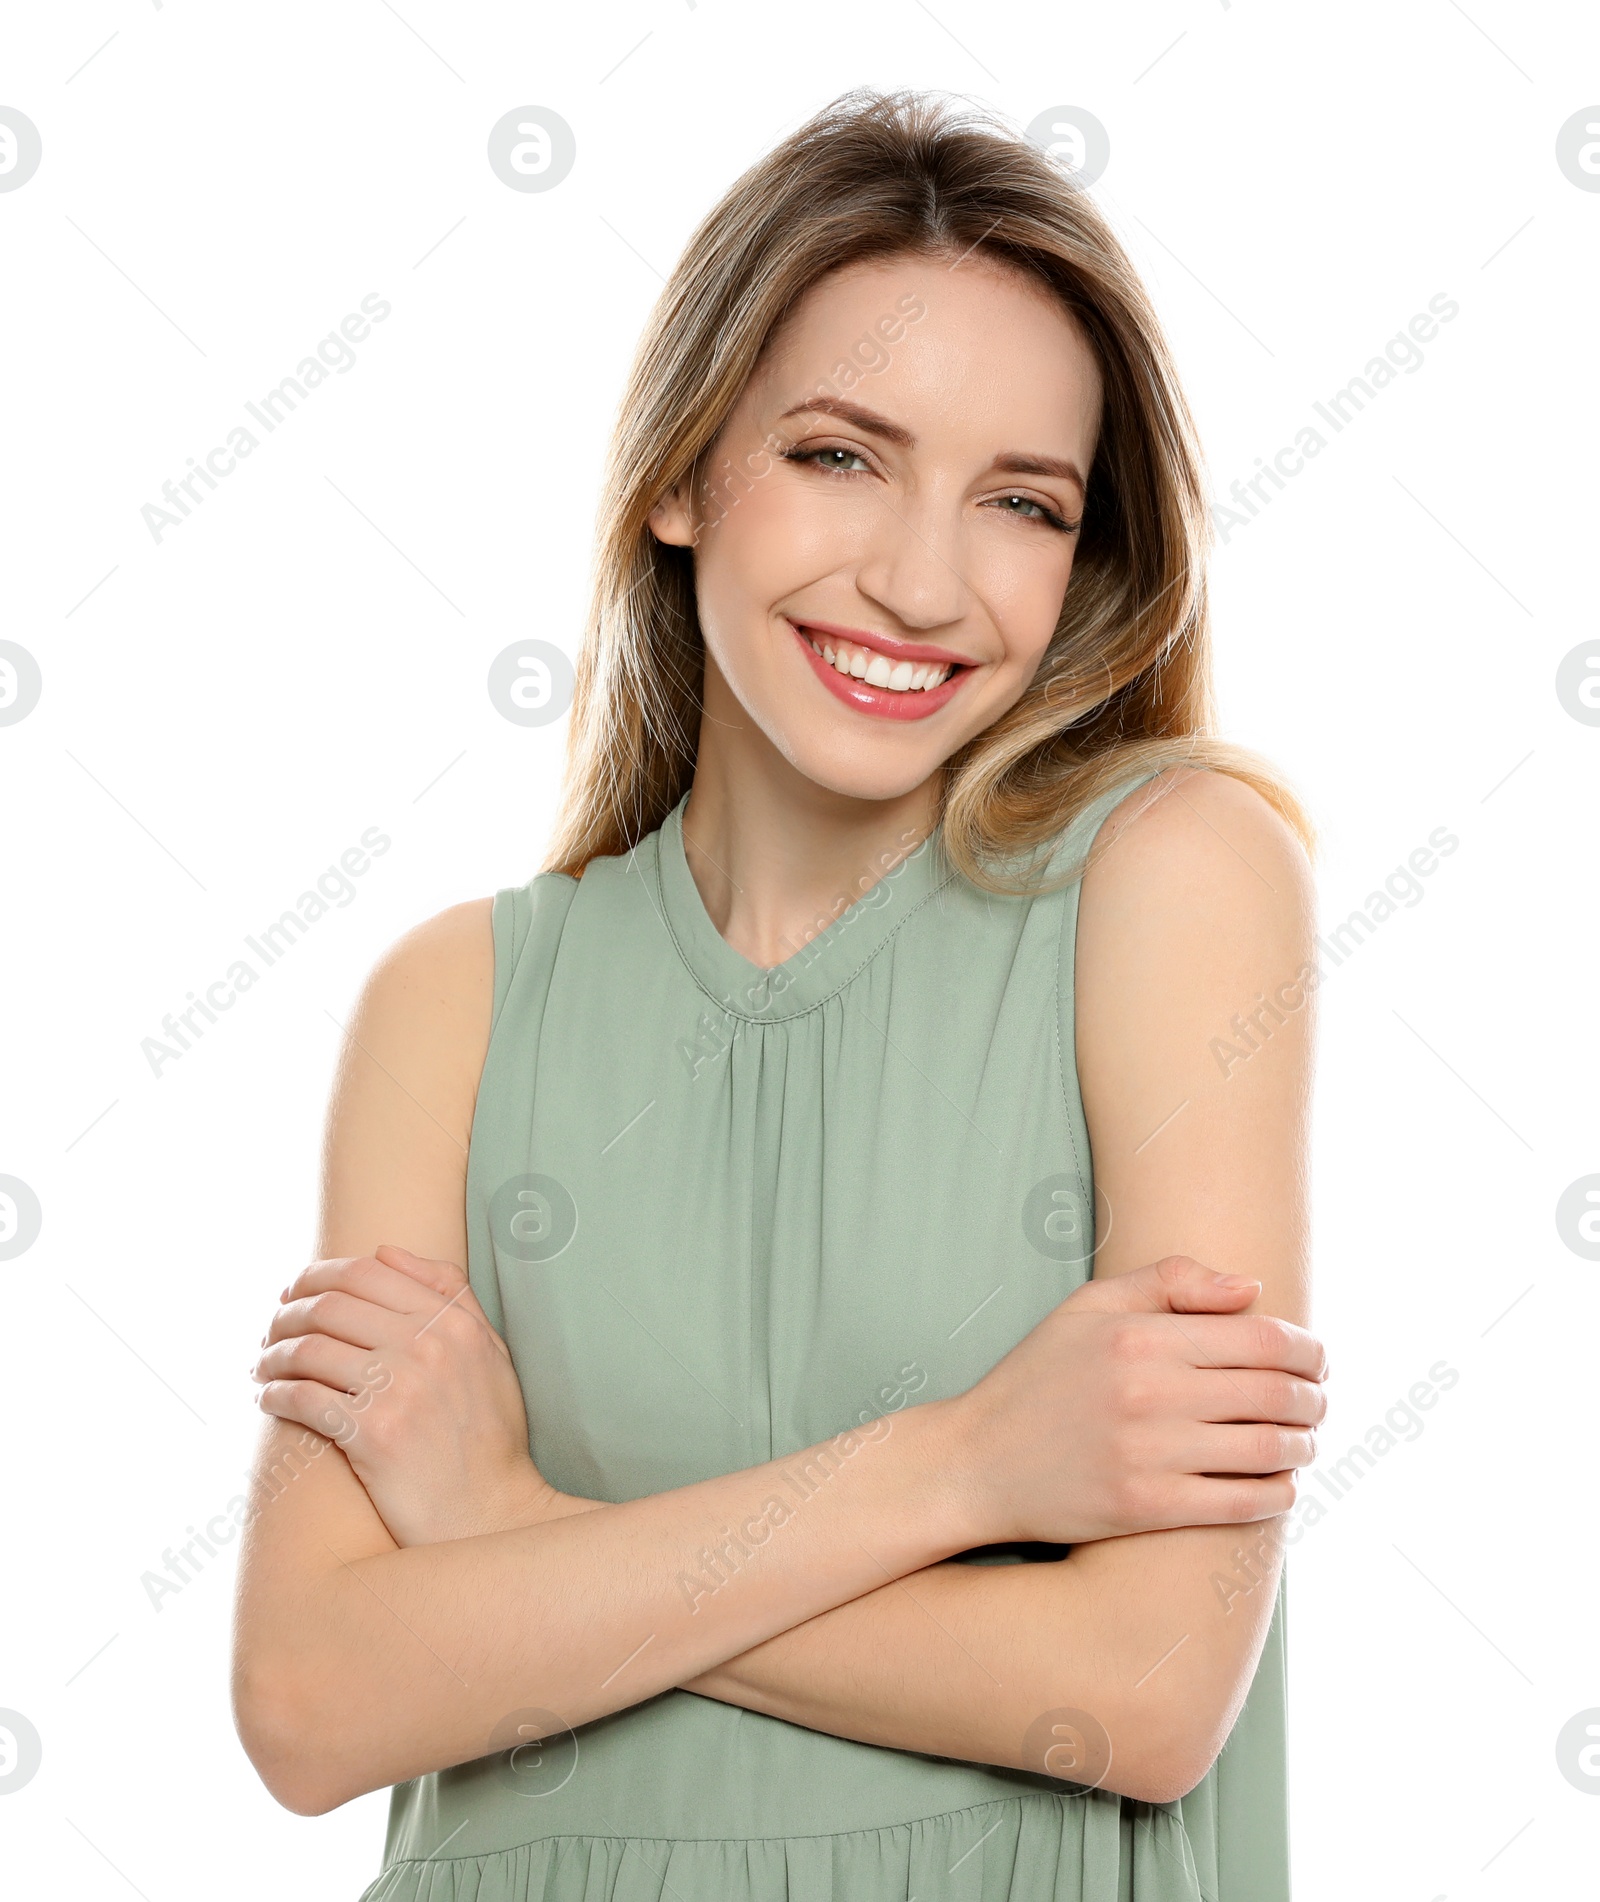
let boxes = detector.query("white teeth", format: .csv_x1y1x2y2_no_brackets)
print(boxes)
804,632,954,694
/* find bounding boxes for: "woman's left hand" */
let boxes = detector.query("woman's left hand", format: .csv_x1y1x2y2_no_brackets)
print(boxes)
252,1244,568,1546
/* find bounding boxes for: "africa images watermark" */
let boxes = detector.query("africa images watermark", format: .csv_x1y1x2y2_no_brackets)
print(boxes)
674,1362,929,1614
1209,824,1458,1078
677,825,932,1079
140,292,391,543
1212,292,1459,544
691,290,929,540
1209,1357,1461,1615
141,825,391,1077
141,1359,392,1612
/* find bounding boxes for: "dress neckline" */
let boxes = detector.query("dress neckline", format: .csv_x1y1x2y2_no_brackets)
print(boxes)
651,792,954,1021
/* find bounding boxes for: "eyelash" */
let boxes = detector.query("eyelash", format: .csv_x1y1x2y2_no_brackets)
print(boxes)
781,444,1079,535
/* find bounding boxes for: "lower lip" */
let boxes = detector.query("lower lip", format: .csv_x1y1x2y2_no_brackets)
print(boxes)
789,622,970,722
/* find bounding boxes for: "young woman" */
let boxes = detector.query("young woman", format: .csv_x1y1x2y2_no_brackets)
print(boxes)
233,90,1326,1902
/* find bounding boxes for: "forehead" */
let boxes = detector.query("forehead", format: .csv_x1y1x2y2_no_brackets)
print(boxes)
750,251,1102,435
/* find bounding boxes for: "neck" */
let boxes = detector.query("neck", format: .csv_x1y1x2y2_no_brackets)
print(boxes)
681,665,940,970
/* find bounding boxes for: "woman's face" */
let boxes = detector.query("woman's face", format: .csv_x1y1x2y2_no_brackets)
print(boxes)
649,250,1105,805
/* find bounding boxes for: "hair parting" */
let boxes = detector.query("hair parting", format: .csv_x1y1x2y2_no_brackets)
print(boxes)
544,87,1313,893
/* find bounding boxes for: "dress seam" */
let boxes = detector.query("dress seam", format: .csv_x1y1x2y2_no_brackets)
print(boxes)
655,848,964,1023
1053,772,1166,1207
1054,876,1091,1205
374,1788,1174,1860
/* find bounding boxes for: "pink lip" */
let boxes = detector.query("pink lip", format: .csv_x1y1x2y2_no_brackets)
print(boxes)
788,619,973,722
787,617,977,667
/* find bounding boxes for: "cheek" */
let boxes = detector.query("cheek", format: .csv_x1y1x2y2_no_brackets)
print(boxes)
977,540,1077,673
733,472,877,569
697,483,859,659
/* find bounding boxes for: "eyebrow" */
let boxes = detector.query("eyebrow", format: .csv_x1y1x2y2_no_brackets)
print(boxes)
776,395,1086,496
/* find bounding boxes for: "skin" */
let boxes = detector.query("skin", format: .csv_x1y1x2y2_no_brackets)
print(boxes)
231,252,1324,1817
654,253,1102,964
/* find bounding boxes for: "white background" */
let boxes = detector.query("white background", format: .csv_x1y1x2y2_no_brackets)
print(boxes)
2,4,1596,1898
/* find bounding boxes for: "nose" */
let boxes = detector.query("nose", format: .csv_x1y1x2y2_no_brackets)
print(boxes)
852,485,974,635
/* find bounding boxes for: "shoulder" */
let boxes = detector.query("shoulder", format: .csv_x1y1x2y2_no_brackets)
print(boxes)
314,897,498,1258
1082,766,1313,941
340,898,497,1150
1075,767,1316,1072
363,897,495,1017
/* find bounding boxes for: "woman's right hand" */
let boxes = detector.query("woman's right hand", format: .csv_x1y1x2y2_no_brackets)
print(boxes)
948,1254,1328,1547
254,1246,567,1549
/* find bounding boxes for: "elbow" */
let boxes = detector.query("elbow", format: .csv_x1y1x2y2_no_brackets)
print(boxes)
232,1658,357,1817
1024,1698,1223,1808
1021,1697,1210,1808
1111,1715,1231,1808
1113,1752,1215,1808
1087,1742,1195,1807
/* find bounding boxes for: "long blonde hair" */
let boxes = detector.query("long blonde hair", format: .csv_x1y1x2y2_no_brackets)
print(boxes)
545,87,1312,892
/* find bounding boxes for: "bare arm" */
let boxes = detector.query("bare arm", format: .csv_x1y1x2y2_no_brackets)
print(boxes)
231,902,990,1813
232,771,1320,1813
678,767,1318,1797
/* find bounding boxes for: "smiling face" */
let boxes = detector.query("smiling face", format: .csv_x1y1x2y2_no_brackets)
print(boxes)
648,250,1105,808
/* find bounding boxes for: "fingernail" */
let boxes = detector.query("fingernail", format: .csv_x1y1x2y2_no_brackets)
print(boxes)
279,1286,289,1302
1216,1273,1256,1289
260,1332,268,1347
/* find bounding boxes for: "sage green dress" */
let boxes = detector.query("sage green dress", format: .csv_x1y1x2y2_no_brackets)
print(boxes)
362,771,1290,1902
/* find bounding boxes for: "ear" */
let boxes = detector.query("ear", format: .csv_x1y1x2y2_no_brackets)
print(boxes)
647,478,699,549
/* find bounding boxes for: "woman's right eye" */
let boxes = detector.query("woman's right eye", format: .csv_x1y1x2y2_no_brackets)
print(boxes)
785,445,873,475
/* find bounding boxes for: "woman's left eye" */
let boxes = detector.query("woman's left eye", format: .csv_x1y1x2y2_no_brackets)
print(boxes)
785,448,1076,534
989,493,1074,532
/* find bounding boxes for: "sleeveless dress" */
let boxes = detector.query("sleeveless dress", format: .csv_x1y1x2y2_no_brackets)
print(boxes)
360,771,1291,1902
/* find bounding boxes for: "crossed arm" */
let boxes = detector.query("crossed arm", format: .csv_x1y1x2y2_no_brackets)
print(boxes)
231,768,1321,1816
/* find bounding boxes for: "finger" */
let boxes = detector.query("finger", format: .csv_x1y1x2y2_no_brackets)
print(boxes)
284,1256,443,1320
288,1254,488,1339
373,1246,498,1340
1192,1368,1327,1428
1146,1257,1264,1316
1077,1261,1332,1384
374,1246,505,1350
1168,1471,1301,1527
1164,1311,1328,1382
265,1289,397,1354
257,1376,371,1445
277,1257,500,1360
1191,1422,1317,1474
1075,1255,1260,1318
374,1243,468,1299
254,1331,385,1394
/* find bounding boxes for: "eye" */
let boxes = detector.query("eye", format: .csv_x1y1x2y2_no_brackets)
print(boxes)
987,492,1077,534
782,443,874,476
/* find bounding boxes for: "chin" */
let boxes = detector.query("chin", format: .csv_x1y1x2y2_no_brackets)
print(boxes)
776,735,951,805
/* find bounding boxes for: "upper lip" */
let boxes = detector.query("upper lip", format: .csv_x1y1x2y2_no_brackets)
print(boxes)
787,617,978,669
